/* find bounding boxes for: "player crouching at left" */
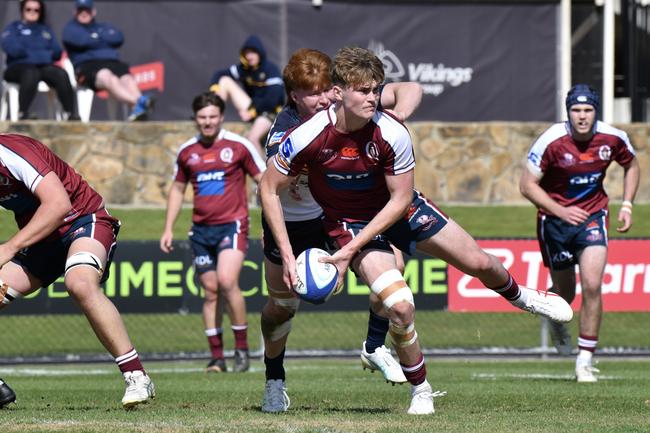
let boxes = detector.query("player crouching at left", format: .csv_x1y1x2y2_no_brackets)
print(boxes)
0,133,154,409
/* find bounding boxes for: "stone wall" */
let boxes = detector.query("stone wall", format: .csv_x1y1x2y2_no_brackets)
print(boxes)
3,121,648,205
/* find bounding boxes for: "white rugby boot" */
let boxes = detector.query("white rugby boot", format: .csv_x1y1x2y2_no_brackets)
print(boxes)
261,379,290,413
510,287,573,323
407,381,446,415
121,371,155,408
548,320,573,356
361,342,407,384
576,360,599,383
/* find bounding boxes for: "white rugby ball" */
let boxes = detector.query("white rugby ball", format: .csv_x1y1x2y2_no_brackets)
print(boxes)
294,248,339,305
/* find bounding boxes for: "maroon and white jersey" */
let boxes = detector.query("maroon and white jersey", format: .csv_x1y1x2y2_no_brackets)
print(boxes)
273,106,415,222
0,134,104,237
174,129,265,225
526,121,636,215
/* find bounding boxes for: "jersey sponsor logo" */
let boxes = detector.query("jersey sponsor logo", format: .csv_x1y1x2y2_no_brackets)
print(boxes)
325,171,373,190
598,145,611,161
340,147,359,160
269,131,285,146
0,192,18,202
194,254,213,267
196,170,225,196
567,172,602,200
203,152,217,163
220,147,233,164
551,250,574,266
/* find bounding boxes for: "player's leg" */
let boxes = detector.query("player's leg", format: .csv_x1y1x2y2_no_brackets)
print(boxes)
354,249,433,415
546,268,576,356
216,247,250,372
94,68,139,106
65,235,154,408
416,219,572,322
260,258,294,413
211,76,254,121
246,115,273,151
574,245,607,382
198,270,227,372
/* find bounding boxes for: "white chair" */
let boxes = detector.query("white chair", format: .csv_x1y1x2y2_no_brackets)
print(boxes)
0,79,64,121
61,57,126,122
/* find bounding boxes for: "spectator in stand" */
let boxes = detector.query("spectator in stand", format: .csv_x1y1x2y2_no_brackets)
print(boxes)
61,0,153,121
209,35,285,150
1,0,78,120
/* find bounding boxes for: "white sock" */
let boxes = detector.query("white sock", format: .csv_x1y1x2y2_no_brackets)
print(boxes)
576,349,593,364
412,380,430,393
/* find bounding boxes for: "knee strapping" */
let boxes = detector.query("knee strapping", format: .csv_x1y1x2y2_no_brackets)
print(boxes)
65,252,103,277
389,322,418,347
0,279,23,306
370,269,414,310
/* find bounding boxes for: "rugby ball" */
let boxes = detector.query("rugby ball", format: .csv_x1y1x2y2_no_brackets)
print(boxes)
294,248,339,305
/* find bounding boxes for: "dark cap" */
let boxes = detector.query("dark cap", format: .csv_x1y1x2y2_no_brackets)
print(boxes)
75,0,94,9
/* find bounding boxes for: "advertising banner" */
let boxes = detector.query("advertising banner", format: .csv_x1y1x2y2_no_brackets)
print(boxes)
448,239,650,312
0,1,557,121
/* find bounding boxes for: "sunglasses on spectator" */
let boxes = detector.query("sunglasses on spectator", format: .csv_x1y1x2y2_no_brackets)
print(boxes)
24,7,40,12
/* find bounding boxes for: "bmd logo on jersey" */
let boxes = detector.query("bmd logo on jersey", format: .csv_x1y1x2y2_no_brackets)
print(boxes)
280,138,294,160
567,172,601,199
325,171,373,190
196,170,225,196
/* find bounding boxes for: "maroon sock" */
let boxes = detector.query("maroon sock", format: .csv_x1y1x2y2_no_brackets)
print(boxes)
115,348,144,374
207,333,224,359
401,353,427,386
578,334,598,352
232,324,249,350
489,273,521,301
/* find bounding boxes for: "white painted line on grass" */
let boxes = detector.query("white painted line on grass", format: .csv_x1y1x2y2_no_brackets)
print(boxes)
472,372,623,381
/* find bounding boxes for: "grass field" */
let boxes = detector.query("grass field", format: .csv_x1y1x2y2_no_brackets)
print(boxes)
2,204,650,241
1,358,649,433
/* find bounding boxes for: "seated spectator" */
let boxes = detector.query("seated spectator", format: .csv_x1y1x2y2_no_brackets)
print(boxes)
1,0,77,120
210,35,285,149
62,0,153,121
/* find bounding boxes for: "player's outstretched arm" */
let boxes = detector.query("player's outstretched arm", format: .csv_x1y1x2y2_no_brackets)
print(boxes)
0,172,71,267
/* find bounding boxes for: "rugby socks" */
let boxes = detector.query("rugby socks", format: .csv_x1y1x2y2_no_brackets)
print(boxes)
401,353,427,386
206,328,224,360
232,324,249,350
115,348,145,374
265,349,286,381
490,274,521,301
365,308,390,354
578,334,598,356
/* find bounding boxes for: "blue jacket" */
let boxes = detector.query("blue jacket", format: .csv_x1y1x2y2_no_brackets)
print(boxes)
62,18,123,67
210,35,285,116
1,21,62,67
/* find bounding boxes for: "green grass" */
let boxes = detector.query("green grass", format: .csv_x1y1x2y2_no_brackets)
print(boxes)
2,204,649,241
1,359,649,432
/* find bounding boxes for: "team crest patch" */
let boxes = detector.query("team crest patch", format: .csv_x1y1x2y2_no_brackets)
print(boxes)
365,141,380,162
221,147,233,163
598,145,611,161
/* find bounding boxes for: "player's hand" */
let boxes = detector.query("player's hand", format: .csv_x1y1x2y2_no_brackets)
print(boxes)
616,208,633,232
159,231,174,253
282,253,298,291
557,206,590,226
320,248,353,288
0,242,18,269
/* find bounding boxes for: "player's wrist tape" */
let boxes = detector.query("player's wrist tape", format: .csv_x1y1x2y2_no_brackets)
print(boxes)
621,200,633,214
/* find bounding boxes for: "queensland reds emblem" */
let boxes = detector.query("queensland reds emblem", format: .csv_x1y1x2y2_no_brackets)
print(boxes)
220,147,233,163
365,141,380,162
598,145,611,161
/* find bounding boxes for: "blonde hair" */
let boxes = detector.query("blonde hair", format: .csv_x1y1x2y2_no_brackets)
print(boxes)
330,46,384,88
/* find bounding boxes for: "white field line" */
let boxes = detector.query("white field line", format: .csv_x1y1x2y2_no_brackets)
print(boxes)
0,363,359,377
472,372,625,381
